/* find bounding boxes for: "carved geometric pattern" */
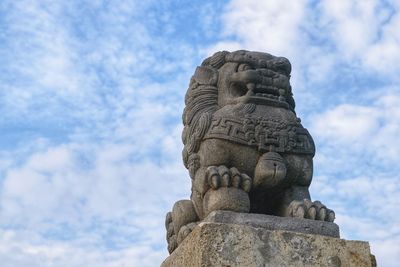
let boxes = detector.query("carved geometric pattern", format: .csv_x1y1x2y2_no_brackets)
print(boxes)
204,115,315,155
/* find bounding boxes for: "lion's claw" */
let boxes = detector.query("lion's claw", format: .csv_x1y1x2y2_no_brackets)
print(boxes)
288,199,335,222
206,165,252,192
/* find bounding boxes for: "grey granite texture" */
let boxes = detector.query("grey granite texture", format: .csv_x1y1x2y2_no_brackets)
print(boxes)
204,210,340,238
161,222,376,267
165,50,336,253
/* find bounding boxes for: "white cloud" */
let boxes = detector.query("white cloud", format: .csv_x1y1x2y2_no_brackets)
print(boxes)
0,1,200,265
0,0,196,132
319,0,400,75
311,104,378,142
0,137,189,265
319,0,380,56
311,94,400,161
4,1,84,96
221,0,307,54
0,229,166,267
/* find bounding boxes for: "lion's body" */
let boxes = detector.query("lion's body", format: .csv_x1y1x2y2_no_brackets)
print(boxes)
165,50,334,254
192,104,314,218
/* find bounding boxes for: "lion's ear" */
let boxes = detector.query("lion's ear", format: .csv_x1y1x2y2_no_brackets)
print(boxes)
193,66,218,85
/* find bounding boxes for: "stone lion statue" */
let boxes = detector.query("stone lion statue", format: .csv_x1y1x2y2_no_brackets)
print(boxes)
165,50,335,253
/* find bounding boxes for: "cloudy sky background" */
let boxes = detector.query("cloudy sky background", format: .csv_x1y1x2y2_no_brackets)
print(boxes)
0,0,399,266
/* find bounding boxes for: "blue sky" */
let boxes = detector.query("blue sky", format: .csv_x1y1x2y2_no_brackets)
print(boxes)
0,0,399,266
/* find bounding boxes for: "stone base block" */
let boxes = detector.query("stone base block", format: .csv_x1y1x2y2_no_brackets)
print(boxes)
204,211,340,238
161,213,375,267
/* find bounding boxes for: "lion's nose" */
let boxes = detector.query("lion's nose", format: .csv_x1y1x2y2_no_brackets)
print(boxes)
254,152,287,189
230,70,262,85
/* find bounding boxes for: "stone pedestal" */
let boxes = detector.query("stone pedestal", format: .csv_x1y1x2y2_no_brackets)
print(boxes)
161,211,375,267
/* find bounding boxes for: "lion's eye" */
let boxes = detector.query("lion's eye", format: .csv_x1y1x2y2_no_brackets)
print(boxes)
238,63,252,71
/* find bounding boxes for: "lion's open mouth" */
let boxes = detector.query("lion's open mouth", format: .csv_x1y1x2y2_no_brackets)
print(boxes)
228,67,290,108
252,84,282,100
243,83,287,105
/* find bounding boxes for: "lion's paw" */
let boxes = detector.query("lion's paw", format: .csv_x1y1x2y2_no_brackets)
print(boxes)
203,166,252,217
288,199,335,222
206,165,252,192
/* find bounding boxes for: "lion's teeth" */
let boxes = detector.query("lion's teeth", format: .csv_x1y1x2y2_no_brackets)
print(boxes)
253,92,283,101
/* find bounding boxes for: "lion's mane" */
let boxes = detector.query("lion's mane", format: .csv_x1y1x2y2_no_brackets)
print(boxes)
182,51,229,178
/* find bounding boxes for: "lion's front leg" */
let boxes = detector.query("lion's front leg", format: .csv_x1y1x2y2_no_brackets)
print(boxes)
191,165,252,220
165,165,252,254
277,186,335,222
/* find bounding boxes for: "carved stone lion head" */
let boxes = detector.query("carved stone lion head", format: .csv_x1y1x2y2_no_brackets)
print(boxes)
182,50,296,178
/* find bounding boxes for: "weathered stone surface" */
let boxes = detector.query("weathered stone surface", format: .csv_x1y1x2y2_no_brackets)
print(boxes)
165,51,337,253
204,210,340,238
203,188,250,217
161,222,375,267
